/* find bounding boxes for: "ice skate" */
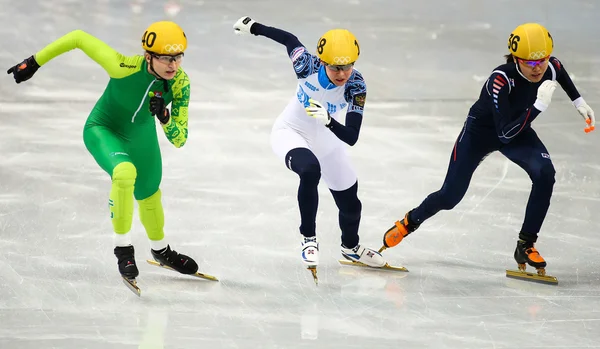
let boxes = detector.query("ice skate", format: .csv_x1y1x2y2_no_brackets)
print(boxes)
505,240,557,285
114,245,141,296
146,245,218,281
380,211,420,252
339,244,408,272
341,244,386,267
150,244,198,274
301,236,319,285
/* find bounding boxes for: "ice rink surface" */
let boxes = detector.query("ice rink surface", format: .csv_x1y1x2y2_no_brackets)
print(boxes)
1,0,600,348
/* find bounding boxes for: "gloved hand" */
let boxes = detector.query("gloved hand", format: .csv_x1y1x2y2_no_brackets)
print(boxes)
233,16,256,35
533,80,558,112
149,91,170,124
305,99,331,126
573,97,595,133
7,55,40,84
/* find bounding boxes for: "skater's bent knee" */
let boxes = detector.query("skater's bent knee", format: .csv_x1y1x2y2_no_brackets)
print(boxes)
298,163,321,181
531,163,556,186
436,191,462,210
112,162,137,187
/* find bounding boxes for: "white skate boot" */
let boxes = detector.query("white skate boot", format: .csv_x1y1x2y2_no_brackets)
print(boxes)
341,244,386,267
301,236,319,267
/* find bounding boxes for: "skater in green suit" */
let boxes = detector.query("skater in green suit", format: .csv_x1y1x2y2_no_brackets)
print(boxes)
7,21,199,281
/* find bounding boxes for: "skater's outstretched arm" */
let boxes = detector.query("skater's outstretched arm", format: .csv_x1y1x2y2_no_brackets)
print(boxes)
7,30,143,83
34,30,143,79
550,57,595,131
233,17,321,79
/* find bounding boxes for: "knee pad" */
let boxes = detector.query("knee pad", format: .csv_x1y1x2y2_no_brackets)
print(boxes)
112,162,137,188
298,163,321,184
286,148,321,184
538,163,556,186
109,162,137,234
137,190,165,241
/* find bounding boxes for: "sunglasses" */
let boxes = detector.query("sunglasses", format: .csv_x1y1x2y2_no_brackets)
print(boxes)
152,53,184,64
517,56,549,68
324,63,354,72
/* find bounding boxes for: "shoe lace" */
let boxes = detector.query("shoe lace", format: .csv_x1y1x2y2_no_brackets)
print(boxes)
160,247,180,262
303,237,317,244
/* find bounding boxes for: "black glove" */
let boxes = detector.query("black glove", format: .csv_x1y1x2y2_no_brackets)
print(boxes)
7,55,40,84
149,92,170,124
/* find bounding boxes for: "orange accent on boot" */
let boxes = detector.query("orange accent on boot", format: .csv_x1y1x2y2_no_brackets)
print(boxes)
526,247,545,263
383,220,409,248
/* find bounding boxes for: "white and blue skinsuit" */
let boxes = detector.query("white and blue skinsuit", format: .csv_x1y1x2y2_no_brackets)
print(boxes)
250,22,367,248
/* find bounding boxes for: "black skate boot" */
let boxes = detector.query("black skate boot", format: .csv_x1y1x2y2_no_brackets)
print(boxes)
151,245,198,275
114,245,139,279
514,239,547,271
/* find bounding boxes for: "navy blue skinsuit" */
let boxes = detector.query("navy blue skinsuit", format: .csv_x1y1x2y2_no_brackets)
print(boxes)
409,57,581,242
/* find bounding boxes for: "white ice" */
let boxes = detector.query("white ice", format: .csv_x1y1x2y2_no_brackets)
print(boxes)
1,0,600,348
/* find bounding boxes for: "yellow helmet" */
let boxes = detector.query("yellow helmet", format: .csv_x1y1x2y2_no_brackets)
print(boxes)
141,21,187,55
508,23,553,60
317,29,360,66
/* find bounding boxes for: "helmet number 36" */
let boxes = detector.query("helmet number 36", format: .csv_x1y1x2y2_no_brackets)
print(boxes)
142,31,157,48
508,33,520,52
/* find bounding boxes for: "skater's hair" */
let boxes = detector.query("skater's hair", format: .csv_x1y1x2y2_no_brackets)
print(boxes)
504,53,515,63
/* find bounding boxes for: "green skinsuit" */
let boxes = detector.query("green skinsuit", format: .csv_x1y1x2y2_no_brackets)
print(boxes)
35,30,191,241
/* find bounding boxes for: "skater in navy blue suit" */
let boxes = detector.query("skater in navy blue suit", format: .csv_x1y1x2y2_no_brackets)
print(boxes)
380,23,595,275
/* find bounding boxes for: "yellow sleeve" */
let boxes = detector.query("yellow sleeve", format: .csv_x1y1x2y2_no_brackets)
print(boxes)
162,68,190,148
34,30,142,79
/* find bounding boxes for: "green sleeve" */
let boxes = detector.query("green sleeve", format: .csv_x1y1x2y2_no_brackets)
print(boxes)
34,30,142,79
162,69,190,148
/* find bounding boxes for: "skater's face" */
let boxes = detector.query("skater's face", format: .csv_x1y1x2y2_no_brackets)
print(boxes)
515,56,549,83
323,61,354,86
145,52,184,80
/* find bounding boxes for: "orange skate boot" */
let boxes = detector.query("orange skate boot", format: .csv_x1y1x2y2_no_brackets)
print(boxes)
506,239,557,284
380,211,420,253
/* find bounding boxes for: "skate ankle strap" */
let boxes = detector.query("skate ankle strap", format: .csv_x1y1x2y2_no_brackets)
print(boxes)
395,220,409,237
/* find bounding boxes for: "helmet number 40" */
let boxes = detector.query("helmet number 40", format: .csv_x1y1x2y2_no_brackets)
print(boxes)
142,31,157,48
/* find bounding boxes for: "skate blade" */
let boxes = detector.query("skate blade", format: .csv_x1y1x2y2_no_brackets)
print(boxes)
307,266,318,285
505,269,558,285
146,260,219,282
338,259,409,272
122,277,141,297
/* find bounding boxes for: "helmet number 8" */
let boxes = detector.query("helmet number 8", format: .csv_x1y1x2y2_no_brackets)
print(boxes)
142,31,157,48
508,34,520,52
317,38,326,54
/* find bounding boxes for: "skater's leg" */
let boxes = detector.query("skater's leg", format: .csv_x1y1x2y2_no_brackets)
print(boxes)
130,129,198,275
271,126,320,266
285,147,321,265
500,128,554,269
320,147,385,267
500,128,555,243
285,147,321,238
83,124,138,278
